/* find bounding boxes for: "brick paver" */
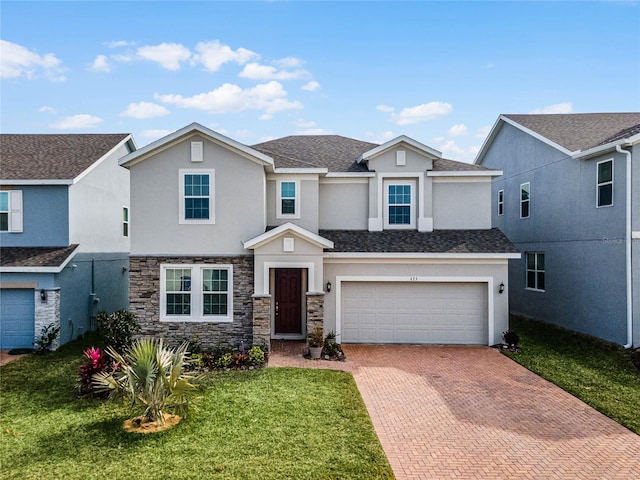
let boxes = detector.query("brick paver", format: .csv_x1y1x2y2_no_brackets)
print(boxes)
269,342,640,479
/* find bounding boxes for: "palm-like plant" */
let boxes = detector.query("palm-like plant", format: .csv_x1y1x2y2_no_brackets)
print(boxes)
93,337,199,424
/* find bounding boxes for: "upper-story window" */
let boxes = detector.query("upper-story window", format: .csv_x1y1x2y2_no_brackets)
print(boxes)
520,182,530,219
161,264,233,322
179,169,215,224
526,252,545,291
497,189,504,216
0,190,23,233
123,207,129,237
383,180,415,229
597,159,613,207
277,180,300,219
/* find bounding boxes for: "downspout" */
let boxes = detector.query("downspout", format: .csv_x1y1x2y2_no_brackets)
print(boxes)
616,145,633,349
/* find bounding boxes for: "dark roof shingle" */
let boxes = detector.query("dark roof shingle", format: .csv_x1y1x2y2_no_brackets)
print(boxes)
503,113,640,152
0,245,79,268
1,134,130,180
319,228,518,254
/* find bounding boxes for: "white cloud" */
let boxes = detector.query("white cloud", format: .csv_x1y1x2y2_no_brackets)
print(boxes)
105,40,134,48
89,54,110,72
438,139,466,156
120,101,170,119
139,129,174,139
529,102,573,114
475,125,491,139
366,131,396,143
275,57,304,68
50,114,102,129
295,128,333,135
136,43,191,70
376,104,395,113
0,40,65,81
438,140,480,163
390,102,453,125
192,40,258,72
112,53,134,63
259,114,273,120
38,106,57,114
448,124,468,137
155,81,303,115
295,119,317,128
301,81,320,92
238,62,310,81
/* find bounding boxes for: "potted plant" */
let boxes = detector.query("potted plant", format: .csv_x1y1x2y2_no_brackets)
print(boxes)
325,330,337,346
307,327,324,359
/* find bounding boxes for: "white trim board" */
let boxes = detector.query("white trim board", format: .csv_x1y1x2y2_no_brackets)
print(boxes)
262,261,316,295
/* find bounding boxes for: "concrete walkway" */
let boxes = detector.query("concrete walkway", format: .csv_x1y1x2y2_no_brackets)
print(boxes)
269,342,640,479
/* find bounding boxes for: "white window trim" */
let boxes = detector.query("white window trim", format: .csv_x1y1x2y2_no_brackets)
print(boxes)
160,263,233,322
179,169,215,225
596,158,614,208
383,179,416,229
0,190,23,233
520,182,530,219
497,189,504,216
525,252,545,292
123,206,129,237
276,178,300,219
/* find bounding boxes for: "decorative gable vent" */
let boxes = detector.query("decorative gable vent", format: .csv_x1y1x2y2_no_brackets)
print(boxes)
396,150,406,166
191,141,203,162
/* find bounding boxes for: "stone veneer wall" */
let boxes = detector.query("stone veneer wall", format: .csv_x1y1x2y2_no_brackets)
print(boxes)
34,289,61,350
252,294,271,351
306,293,324,337
129,256,254,350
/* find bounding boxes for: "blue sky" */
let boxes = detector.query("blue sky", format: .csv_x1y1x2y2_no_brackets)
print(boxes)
1,1,639,162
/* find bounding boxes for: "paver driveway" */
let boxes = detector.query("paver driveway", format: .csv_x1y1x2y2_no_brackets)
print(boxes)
269,343,640,479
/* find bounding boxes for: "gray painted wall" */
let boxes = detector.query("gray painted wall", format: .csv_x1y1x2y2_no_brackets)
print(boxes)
319,181,368,230
366,147,434,172
481,122,633,346
129,134,266,255
0,185,69,247
432,179,492,229
266,175,319,232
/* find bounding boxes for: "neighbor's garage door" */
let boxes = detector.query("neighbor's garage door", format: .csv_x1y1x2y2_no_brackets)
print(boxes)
0,289,35,350
341,282,488,345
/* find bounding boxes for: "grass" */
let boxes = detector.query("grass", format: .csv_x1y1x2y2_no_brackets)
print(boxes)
0,335,393,479
504,315,640,434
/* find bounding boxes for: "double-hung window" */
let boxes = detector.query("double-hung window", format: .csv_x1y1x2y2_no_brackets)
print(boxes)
0,190,23,233
277,180,300,218
597,159,613,207
179,169,215,224
526,253,545,291
497,190,504,216
161,264,233,322
520,182,530,219
384,181,415,228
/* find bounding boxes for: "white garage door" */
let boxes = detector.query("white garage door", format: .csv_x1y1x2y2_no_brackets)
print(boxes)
341,282,488,345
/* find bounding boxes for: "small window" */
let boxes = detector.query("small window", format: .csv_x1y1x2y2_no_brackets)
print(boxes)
202,268,229,316
520,182,530,218
123,207,129,237
597,159,613,207
179,170,215,224
165,267,192,316
0,192,8,231
277,180,300,218
388,184,412,225
497,190,504,216
526,253,545,291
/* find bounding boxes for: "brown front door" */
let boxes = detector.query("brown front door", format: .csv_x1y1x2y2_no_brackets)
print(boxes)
274,269,303,335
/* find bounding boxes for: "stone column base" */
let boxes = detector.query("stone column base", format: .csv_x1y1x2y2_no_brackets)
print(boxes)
252,294,271,352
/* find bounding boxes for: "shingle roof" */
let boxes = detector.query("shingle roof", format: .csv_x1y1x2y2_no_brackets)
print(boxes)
319,228,518,254
0,245,79,268
503,113,640,152
0,134,130,180
252,135,490,173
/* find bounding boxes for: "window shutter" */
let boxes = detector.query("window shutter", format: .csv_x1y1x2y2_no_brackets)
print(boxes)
9,190,23,232
191,142,203,162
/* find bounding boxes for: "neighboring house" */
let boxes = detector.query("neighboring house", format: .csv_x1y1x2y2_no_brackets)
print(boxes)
475,113,640,348
0,134,135,349
119,123,519,351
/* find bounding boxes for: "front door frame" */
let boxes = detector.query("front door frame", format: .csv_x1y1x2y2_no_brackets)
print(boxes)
270,267,307,339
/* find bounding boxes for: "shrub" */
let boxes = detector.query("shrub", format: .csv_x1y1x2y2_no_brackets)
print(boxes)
34,324,60,353
232,352,249,367
631,349,640,371
92,338,199,424
97,310,140,352
248,346,265,366
216,353,233,369
78,347,118,397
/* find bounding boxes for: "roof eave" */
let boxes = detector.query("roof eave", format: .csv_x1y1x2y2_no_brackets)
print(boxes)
244,222,334,250
357,135,442,163
572,133,640,160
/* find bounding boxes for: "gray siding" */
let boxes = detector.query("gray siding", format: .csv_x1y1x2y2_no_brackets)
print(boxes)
432,180,491,229
319,181,368,230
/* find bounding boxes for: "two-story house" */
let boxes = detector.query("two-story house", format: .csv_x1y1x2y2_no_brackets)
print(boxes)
0,134,135,349
119,123,519,351
475,113,640,348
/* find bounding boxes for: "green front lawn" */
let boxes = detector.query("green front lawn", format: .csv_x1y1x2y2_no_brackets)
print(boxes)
0,337,393,479
505,316,640,434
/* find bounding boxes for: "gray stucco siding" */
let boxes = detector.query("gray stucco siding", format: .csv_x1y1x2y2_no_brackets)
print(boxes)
366,147,434,172
129,135,265,255
633,239,640,347
266,176,319,232
0,185,69,247
319,182,368,230
432,180,491,229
